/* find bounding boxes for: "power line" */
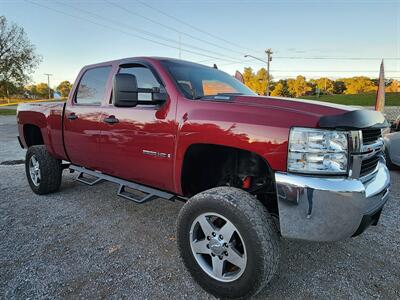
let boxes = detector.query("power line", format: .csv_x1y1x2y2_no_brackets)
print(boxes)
135,0,258,54
274,56,400,61
25,0,242,63
270,70,399,73
54,0,243,63
104,0,247,57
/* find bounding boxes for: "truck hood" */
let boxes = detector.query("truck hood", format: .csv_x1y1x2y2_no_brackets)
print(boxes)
233,95,388,129
234,95,354,118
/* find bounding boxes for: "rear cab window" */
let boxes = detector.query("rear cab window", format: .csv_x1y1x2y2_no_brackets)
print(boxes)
75,66,112,105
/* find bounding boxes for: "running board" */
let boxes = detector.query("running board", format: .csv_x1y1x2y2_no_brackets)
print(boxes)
70,165,175,204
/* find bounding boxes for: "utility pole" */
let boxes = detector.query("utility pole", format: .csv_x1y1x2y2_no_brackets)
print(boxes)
265,49,273,96
244,50,273,96
44,73,52,99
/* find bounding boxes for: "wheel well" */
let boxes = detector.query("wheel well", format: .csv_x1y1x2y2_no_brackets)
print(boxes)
181,144,278,215
24,124,44,147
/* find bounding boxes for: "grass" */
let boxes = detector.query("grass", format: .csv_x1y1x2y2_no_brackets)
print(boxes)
300,92,399,106
0,109,17,115
0,98,66,106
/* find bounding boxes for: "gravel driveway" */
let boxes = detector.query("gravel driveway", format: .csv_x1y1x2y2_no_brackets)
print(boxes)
0,115,399,299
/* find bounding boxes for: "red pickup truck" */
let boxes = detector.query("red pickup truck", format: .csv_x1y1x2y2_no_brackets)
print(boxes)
17,57,391,299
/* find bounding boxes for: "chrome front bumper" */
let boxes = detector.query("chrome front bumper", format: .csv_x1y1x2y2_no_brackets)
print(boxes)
275,161,390,242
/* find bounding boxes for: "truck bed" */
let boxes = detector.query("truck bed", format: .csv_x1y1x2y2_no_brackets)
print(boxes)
17,101,67,160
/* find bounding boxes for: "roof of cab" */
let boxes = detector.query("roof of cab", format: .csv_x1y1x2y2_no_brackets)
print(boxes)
82,56,212,69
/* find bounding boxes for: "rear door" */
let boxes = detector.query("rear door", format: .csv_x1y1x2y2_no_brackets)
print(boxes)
98,63,177,191
63,65,112,170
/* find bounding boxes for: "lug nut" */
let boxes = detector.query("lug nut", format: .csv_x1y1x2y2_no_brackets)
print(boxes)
207,236,211,240
212,232,216,237
219,235,223,240
224,243,228,248
224,251,228,256
206,244,210,249
219,255,223,260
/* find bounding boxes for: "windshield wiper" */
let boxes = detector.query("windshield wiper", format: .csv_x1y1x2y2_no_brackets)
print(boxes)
192,93,244,100
216,93,244,96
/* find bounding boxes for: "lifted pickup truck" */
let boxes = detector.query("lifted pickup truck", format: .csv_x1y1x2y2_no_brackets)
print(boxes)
17,57,391,299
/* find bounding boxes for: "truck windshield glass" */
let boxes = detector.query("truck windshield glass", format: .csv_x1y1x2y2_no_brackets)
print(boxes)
162,61,256,99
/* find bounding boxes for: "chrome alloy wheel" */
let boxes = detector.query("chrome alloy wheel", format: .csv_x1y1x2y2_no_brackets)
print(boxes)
189,212,247,282
29,155,41,186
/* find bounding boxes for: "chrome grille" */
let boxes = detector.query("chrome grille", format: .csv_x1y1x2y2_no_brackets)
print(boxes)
360,154,380,177
362,128,381,144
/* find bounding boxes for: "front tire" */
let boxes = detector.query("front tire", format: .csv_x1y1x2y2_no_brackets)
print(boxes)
25,145,62,195
177,187,280,299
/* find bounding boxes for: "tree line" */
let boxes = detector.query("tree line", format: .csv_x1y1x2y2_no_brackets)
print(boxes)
242,67,399,97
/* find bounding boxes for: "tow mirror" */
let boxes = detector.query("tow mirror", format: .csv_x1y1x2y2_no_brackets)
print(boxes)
152,86,168,102
113,73,138,107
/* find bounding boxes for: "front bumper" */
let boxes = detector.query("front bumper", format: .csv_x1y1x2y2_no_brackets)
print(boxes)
275,161,390,242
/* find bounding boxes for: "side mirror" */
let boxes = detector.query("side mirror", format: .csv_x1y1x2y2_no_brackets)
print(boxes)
152,86,168,102
113,73,138,107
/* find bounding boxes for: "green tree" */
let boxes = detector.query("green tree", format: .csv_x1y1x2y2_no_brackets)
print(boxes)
0,16,41,98
271,80,290,97
314,77,334,94
288,76,312,97
56,80,72,97
253,68,269,95
242,67,255,91
26,83,53,99
386,80,400,93
343,77,376,94
36,83,53,98
333,80,346,94
25,84,38,98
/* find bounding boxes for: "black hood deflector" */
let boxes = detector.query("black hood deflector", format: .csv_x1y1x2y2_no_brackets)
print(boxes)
319,109,389,130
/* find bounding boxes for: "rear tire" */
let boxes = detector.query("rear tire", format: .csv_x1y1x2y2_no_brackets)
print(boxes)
177,187,280,299
25,145,62,195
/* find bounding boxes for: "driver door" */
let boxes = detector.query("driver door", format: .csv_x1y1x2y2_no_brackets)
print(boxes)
98,64,177,191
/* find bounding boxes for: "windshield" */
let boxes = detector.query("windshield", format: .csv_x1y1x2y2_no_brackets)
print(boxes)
161,60,256,99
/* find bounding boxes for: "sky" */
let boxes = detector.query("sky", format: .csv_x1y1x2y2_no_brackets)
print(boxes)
1,0,399,87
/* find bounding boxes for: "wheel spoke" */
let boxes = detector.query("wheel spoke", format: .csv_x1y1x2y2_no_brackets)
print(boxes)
218,221,236,242
227,247,246,270
212,256,224,278
189,212,247,282
192,239,210,255
29,155,40,186
198,216,214,236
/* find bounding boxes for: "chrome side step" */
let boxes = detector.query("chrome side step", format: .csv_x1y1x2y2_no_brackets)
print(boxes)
70,165,175,204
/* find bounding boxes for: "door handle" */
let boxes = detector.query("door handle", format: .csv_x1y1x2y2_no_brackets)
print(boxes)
104,115,119,124
67,113,77,120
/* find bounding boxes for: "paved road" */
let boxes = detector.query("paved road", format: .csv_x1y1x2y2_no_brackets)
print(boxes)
0,116,25,163
0,105,18,110
0,116,399,299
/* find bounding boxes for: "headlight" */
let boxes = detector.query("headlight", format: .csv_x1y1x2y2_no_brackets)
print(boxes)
288,127,348,175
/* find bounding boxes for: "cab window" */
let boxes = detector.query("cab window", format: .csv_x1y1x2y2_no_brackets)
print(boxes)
75,66,111,105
